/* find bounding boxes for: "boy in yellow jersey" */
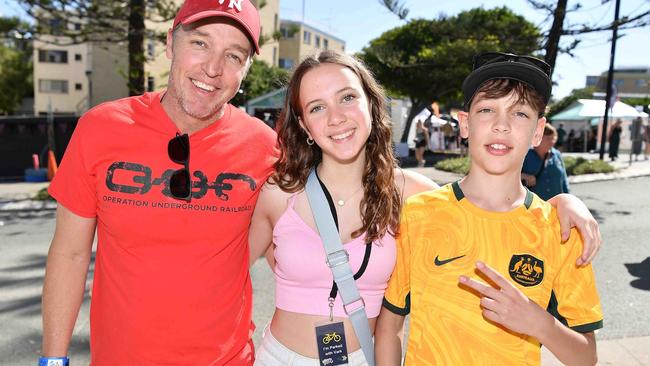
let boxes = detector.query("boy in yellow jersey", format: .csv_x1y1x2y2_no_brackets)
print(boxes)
375,52,603,366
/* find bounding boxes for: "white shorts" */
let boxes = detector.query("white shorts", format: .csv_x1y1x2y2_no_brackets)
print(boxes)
254,325,368,366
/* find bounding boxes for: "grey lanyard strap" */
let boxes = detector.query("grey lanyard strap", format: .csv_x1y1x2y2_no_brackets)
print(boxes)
305,168,376,366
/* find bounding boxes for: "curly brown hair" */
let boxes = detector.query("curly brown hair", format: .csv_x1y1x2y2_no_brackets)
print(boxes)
272,50,401,243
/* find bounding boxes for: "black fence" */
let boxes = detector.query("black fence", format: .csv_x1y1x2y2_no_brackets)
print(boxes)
0,116,78,181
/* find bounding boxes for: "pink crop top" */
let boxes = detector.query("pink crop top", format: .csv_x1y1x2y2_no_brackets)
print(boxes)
272,194,396,318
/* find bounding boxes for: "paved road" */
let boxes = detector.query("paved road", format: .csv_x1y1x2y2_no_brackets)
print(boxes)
1,177,649,364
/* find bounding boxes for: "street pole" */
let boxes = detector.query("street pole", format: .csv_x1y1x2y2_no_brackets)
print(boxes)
599,0,621,160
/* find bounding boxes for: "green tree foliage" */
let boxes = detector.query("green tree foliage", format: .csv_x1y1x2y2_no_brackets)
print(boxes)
15,0,178,95
360,7,541,142
547,86,596,118
231,59,288,107
0,16,33,114
0,45,32,114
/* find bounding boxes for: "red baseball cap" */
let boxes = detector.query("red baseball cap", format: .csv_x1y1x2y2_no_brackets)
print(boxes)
172,0,261,54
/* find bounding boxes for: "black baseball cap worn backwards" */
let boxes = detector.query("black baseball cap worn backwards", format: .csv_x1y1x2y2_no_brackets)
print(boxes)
462,52,552,109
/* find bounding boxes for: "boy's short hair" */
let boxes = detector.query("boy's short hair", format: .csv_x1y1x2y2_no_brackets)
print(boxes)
544,123,558,137
471,79,546,117
462,52,552,115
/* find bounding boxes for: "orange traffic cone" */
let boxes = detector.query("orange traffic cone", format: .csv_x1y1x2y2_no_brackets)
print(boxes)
47,150,58,181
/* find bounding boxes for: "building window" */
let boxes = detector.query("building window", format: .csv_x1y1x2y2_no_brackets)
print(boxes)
279,58,294,69
75,83,82,91
75,53,82,61
323,39,329,50
636,79,648,87
274,13,278,32
273,47,277,65
303,30,311,44
147,76,155,92
39,79,69,94
614,79,625,87
147,41,155,58
315,35,321,48
38,50,68,63
47,18,65,35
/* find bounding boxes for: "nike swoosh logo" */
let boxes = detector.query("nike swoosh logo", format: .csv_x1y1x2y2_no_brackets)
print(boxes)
434,254,466,266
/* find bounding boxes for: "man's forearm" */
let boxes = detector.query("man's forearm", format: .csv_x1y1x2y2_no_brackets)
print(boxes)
42,249,91,356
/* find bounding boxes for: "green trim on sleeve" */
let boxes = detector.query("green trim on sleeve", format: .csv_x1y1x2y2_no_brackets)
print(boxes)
546,290,568,326
547,290,603,333
382,293,410,316
571,320,603,333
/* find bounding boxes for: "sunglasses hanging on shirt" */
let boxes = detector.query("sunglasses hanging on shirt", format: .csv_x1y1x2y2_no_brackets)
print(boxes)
168,133,191,201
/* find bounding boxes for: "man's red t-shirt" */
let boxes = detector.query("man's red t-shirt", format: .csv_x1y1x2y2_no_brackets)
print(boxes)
49,92,277,365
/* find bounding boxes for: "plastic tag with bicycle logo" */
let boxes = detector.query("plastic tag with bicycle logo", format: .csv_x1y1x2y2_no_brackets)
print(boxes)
315,321,349,365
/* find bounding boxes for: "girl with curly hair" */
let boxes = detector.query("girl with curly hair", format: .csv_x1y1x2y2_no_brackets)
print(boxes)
248,50,436,365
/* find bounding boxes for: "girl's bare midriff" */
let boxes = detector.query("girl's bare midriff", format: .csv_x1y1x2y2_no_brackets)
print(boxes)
269,308,377,358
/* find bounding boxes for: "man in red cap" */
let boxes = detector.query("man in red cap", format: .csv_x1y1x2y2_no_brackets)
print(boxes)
40,1,276,365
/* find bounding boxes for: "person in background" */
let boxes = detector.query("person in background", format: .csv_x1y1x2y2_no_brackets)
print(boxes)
608,119,623,161
630,117,643,162
567,129,575,152
522,123,570,200
414,118,429,167
556,122,567,151
643,123,650,160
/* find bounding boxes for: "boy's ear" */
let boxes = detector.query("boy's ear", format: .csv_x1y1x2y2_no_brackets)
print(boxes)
458,111,470,139
531,116,546,147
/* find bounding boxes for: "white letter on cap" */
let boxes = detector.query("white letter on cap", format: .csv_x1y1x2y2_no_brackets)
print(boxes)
217,0,242,12
229,0,243,11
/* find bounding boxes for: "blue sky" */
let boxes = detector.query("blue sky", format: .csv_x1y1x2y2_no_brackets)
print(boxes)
3,0,648,100
280,0,649,100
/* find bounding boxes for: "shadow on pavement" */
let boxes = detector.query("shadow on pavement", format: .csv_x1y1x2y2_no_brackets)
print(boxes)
0,331,90,365
625,257,650,291
0,253,94,317
0,210,56,225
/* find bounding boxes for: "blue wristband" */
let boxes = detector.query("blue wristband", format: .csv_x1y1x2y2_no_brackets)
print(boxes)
38,357,70,366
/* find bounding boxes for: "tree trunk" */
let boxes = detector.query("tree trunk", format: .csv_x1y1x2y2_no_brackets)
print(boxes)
128,0,145,96
544,0,568,78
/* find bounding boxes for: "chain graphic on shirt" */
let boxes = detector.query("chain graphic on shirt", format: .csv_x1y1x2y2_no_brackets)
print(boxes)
105,161,256,201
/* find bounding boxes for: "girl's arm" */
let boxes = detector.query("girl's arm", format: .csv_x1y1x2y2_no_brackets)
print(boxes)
547,194,601,266
375,307,406,366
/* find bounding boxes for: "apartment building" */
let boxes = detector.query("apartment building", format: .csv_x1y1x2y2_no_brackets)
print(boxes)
586,67,650,98
33,0,280,115
278,20,345,70
33,17,128,115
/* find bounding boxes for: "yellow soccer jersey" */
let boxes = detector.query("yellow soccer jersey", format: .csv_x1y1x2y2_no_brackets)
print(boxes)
383,182,603,366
